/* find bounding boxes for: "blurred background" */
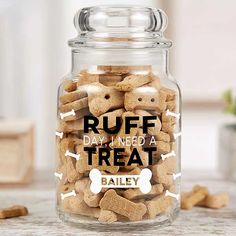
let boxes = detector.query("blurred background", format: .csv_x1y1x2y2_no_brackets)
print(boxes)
0,0,235,181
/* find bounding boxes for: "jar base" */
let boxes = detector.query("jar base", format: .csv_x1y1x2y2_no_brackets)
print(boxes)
57,207,179,232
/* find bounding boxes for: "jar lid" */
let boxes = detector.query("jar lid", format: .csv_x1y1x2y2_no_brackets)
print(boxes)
69,5,172,49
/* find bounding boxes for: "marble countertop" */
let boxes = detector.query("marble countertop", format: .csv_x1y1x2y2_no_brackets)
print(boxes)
0,170,235,236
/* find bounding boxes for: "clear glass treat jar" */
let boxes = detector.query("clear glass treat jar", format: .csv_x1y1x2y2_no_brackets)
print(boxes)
55,5,181,231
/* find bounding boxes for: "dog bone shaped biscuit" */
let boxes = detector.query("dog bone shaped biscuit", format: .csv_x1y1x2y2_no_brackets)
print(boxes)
89,168,152,194
115,74,154,92
87,82,124,116
99,189,147,221
152,157,177,187
0,205,28,219
124,86,166,112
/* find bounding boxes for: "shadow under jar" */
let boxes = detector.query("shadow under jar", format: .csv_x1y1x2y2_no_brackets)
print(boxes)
55,5,181,232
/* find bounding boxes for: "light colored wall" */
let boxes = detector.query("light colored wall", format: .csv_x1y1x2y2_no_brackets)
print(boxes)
162,0,236,102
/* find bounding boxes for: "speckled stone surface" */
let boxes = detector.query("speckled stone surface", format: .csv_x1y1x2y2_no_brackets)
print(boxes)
0,170,235,236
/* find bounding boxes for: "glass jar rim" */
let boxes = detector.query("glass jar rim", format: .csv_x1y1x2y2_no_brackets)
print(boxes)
69,5,172,49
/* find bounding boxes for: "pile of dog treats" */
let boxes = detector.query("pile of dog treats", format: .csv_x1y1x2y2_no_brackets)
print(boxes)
181,185,228,210
55,65,180,222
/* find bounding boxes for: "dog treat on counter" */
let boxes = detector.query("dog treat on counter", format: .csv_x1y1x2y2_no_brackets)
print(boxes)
196,192,229,209
181,185,229,210
0,205,28,219
56,65,180,222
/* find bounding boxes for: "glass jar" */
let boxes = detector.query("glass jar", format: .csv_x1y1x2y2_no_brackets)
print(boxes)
55,5,181,231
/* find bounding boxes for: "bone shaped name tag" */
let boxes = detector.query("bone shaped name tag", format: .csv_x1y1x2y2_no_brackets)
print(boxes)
165,190,180,200
166,109,180,119
60,109,76,120
54,172,63,180
65,150,81,161
161,150,176,161
55,131,63,139
61,189,76,200
89,168,152,194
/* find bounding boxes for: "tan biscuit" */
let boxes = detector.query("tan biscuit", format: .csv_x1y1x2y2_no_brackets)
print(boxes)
117,167,142,175
62,193,100,218
125,88,166,113
97,108,125,129
75,177,104,208
84,189,104,208
123,184,164,200
166,101,176,111
59,138,75,166
162,111,176,123
77,70,99,87
75,145,92,174
135,110,161,135
160,87,177,102
156,131,171,142
66,155,82,183
87,83,124,116
58,119,83,133
0,205,28,219
161,122,175,134
75,178,90,193
59,90,88,105
128,65,152,75
98,65,152,75
181,185,209,210
154,141,171,157
98,210,118,223
57,182,75,203
170,142,177,152
60,97,88,113
75,178,104,207
146,193,173,219
59,182,75,194
115,74,154,91
58,137,83,183
152,157,177,187
98,66,129,75
196,192,228,209
63,80,77,92
99,189,147,221
99,75,123,87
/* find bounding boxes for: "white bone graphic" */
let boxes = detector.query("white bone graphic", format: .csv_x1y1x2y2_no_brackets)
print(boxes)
61,189,76,200
55,131,63,139
54,172,63,180
161,150,176,161
165,190,180,200
89,168,152,194
166,109,180,119
173,132,182,140
65,150,81,161
60,109,76,120
173,172,181,180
